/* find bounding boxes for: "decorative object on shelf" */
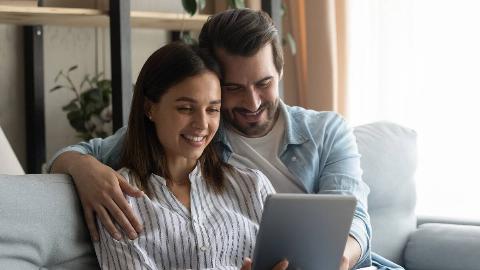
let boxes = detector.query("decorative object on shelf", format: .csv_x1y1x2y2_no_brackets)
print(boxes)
49,65,112,141
181,0,245,17
179,0,296,54
179,0,246,44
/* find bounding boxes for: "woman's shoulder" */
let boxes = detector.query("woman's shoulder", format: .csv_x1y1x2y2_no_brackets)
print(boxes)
117,167,133,182
117,167,146,189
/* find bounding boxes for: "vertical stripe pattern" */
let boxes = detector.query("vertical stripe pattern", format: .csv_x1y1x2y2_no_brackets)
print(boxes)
93,165,275,270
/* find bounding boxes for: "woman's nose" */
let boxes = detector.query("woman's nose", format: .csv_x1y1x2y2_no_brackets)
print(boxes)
192,111,208,129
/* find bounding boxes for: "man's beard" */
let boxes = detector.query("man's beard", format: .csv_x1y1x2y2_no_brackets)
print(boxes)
223,99,279,137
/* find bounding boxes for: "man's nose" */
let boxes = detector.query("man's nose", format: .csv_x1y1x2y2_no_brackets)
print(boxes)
243,87,262,112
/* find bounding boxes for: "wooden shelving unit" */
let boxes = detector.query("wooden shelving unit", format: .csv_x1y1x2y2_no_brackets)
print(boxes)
0,5,209,30
0,1,279,173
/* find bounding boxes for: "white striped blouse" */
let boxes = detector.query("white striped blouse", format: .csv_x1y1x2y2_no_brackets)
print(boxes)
94,164,275,270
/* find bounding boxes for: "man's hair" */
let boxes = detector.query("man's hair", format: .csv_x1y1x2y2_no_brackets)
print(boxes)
199,8,284,74
120,42,230,195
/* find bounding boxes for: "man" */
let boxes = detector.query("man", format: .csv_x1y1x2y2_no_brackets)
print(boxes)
50,9,397,270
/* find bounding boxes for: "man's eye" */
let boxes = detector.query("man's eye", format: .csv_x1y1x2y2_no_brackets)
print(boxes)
207,108,220,113
178,107,193,112
257,80,271,88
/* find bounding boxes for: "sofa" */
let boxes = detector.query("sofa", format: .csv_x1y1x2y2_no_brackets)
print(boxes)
1,121,479,270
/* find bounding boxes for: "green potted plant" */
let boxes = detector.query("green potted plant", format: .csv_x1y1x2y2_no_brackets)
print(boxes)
49,65,112,141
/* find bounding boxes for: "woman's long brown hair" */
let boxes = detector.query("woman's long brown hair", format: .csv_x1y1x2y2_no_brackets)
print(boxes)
120,42,231,196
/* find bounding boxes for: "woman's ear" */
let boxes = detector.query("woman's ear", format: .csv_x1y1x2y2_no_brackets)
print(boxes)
144,99,153,120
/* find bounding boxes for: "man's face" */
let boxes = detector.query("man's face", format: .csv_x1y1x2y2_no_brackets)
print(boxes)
216,44,281,138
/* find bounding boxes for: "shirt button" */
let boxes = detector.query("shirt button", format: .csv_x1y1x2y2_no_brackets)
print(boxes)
291,156,297,162
200,245,208,251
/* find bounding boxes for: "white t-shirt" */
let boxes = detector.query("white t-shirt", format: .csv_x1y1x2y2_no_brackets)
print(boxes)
225,113,304,193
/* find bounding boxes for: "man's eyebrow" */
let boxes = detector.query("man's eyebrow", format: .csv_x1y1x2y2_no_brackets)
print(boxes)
222,76,273,86
255,76,273,84
175,97,221,105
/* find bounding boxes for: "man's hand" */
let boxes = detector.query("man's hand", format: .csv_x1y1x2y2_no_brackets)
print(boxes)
341,235,362,270
339,255,349,270
51,152,144,241
240,258,289,270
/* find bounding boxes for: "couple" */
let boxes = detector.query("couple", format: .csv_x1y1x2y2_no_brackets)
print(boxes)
49,8,401,270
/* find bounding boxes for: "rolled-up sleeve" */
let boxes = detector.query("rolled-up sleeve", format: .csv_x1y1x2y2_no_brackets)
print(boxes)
46,126,128,172
318,116,372,268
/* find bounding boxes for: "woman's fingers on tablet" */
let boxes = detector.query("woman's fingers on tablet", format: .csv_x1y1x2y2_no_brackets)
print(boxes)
272,259,289,270
240,257,252,270
242,258,288,270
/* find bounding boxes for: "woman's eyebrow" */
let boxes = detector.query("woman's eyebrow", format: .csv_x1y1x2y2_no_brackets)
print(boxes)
175,97,221,104
175,97,197,103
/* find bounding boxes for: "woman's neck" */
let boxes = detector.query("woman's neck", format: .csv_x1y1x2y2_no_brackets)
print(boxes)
164,156,195,210
166,157,196,185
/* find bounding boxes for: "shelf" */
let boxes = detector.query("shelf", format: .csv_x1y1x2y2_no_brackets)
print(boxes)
0,5,209,30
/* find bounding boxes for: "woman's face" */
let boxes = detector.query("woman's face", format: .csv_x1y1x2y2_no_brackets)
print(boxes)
148,71,221,165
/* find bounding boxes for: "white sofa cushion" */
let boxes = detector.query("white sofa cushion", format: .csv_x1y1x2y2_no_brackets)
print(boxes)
0,174,99,269
354,121,418,265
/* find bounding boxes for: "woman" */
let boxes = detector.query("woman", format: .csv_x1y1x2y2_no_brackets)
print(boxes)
93,42,287,270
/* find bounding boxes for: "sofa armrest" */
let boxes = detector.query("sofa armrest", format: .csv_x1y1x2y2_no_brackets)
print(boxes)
417,215,480,226
404,223,480,270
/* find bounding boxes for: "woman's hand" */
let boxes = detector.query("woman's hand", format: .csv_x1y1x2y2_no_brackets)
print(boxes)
51,152,144,241
240,257,289,270
240,255,349,270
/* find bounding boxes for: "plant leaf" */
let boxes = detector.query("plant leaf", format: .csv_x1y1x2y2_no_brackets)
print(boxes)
198,0,206,10
181,0,197,16
49,85,63,92
97,80,111,92
286,33,297,55
79,74,90,90
54,70,63,83
180,31,198,45
67,110,86,132
91,72,104,84
62,101,79,112
229,0,245,9
280,2,286,17
68,65,78,73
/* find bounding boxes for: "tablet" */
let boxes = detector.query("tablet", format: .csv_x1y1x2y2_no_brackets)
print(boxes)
252,194,357,270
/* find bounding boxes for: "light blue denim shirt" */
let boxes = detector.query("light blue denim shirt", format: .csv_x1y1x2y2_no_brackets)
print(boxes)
214,101,372,268
48,101,373,268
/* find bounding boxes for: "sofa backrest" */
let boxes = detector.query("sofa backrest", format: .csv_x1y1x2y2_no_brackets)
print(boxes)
354,121,418,265
0,174,99,269
0,122,417,268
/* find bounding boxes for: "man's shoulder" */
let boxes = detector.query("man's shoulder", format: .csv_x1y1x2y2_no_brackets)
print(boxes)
284,104,347,132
